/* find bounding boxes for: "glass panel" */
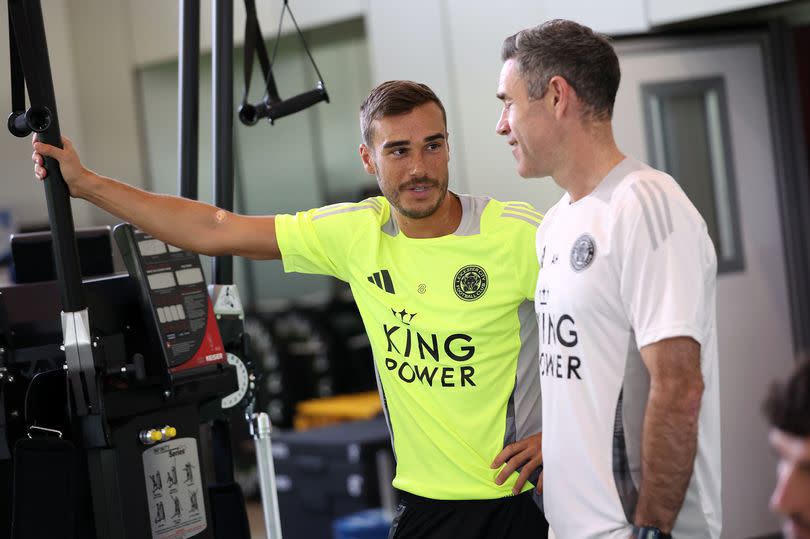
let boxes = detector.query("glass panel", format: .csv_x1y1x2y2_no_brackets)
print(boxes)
658,93,721,251
642,77,744,273
704,91,736,260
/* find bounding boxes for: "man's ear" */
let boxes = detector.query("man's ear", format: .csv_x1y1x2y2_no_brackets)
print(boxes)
547,76,571,119
359,143,376,175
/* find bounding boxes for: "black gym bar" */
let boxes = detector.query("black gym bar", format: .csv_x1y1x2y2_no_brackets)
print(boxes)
178,0,200,201
8,0,85,312
212,0,234,286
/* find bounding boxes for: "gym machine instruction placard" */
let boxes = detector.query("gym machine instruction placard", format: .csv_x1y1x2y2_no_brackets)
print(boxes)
142,437,207,539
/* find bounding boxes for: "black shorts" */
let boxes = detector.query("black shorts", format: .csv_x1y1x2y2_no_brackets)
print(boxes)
388,490,549,539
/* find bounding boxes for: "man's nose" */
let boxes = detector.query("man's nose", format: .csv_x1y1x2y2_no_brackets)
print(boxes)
496,108,510,136
770,464,798,515
410,152,426,177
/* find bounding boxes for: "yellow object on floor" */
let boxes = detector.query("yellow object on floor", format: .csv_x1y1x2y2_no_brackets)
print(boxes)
294,391,382,430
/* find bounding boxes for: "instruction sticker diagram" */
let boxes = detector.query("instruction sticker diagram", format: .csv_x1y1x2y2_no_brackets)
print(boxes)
142,437,207,539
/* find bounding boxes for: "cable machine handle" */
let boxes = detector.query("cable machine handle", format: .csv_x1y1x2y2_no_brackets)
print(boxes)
238,0,329,128
239,84,329,126
7,105,50,137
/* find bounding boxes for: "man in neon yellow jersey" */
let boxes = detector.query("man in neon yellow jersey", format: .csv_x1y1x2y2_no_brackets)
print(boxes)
33,80,548,538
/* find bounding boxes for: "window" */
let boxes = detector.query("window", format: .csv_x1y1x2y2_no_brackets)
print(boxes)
642,76,744,273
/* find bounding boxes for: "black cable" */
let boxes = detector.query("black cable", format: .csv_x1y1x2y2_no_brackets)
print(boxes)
239,0,328,126
284,3,325,84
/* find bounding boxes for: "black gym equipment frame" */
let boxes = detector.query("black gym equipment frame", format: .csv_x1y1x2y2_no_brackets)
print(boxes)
0,1,248,538
2,0,327,537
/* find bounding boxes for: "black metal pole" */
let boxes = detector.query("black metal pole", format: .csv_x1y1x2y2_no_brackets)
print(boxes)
8,0,84,312
178,0,200,200
212,0,234,286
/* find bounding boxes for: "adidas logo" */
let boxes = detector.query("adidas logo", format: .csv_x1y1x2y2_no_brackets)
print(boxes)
538,288,550,305
368,269,395,294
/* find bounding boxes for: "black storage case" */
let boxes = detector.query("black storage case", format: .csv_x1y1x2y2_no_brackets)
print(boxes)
272,417,393,539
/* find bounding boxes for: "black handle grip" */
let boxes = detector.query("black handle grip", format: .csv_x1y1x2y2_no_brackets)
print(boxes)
7,105,51,137
266,86,329,122
237,102,261,126
7,111,29,136
238,85,329,126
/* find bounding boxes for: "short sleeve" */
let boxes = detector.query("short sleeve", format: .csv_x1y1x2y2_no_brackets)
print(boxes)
500,201,542,301
275,209,347,279
518,224,541,301
618,178,717,348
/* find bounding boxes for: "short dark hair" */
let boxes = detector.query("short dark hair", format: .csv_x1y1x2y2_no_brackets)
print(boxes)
502,19,620,121
360,80,447,147
763,356,810,437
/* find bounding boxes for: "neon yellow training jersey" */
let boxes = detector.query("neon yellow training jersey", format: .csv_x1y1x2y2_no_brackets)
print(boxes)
275,194,542,500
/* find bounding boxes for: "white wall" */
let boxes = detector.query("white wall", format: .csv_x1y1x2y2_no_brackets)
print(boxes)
64,0,145,226
536,0,791,32
126,0,367,66
647,0,787,26
538,0,649,35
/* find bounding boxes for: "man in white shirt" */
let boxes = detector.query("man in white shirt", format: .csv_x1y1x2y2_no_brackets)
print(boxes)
495,19,721,538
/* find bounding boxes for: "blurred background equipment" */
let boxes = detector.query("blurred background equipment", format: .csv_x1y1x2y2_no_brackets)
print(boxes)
245,285,377,431
294,392,381,431
0,209,13,285
272,417,394,539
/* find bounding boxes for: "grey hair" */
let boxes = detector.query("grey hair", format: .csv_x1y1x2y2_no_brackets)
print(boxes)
502,19,620,121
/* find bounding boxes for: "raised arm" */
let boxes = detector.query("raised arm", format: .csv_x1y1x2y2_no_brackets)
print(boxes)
33,135,280,260
634,336,704,534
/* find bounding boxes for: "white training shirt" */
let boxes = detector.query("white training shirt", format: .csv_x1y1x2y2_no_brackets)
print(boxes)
535,157,721,538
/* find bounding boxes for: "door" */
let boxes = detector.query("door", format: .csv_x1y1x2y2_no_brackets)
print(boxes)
612,35,795,538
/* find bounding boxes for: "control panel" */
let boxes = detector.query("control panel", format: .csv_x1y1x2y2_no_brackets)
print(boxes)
113,224,226,378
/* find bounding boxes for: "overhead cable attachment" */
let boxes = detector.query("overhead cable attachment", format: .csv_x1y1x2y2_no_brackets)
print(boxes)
238,0,329,126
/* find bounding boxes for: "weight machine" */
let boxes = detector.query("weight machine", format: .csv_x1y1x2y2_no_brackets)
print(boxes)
0,1,327,537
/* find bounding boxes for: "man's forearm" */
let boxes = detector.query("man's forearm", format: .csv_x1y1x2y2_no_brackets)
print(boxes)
33,136,278,258
79,171,230,256
634,383,702,531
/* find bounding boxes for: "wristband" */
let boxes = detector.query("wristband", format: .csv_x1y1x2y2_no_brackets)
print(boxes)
632,525,672,539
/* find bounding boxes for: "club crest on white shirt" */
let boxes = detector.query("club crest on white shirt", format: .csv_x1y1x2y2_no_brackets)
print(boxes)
570,234,596,272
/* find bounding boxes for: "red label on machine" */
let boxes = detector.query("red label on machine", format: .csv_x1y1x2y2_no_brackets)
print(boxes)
169,299,226,374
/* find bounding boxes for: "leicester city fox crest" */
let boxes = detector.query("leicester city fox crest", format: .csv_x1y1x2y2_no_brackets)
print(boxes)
570,234,596,272
453,265,488,301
